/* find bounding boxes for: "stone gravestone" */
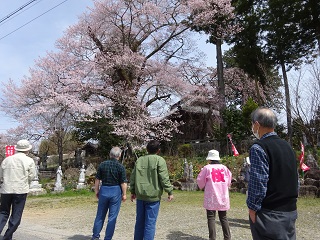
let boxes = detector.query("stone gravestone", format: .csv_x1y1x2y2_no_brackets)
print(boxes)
85,163,97,177
305,153,319,170
298,154,320,197
41,154,48,170
75,148,83,168
189,162,194,180
180,160,198,191
77,165,86,189
304,153,320,181
54,166,65,192
29,157,46,195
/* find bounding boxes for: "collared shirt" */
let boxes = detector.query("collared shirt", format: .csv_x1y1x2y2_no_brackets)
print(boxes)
0,152,36,194
247,132,276,212
96,158,127,186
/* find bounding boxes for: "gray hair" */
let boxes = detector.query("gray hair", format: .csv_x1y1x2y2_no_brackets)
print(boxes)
251,107,277,128
110,147,122,159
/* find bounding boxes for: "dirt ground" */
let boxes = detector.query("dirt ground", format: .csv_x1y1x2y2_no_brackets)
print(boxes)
17,193,320,240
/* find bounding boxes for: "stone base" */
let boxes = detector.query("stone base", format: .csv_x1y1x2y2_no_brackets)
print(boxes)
28,188,47,196
53,187,65,192
77,183,86,189
30,182,42,189
181,182,198,191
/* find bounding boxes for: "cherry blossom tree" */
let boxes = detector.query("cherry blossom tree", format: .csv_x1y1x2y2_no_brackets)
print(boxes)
1,0,205,148
1,0,247,157
0,51,91,165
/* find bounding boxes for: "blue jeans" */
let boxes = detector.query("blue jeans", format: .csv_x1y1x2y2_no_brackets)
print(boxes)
92,185,122,240
134,199,160,240
0,193,27,240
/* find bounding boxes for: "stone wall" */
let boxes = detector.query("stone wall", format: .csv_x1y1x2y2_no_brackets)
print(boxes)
299,169,320,198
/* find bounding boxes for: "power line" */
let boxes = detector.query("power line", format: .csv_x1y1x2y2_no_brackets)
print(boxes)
0,0,44,27
0,0,39,24
0,0,69,41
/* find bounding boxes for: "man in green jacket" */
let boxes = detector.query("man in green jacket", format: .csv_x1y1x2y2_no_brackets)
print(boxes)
130,140,173,240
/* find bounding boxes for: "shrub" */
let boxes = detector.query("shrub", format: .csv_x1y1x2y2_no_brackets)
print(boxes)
178,144,194,158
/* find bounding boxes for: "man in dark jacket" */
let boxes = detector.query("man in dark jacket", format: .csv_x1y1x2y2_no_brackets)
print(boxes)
247,107,298,240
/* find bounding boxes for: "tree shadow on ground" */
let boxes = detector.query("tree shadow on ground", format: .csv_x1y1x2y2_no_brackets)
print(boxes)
67,234,91,240
227,218,250,229
167,231,207,240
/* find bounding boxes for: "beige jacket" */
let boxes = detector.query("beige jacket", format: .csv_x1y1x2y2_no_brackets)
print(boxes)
0,152,36,194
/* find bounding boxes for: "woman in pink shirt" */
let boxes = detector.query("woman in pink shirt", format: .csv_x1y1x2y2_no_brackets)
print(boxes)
197,150,232,240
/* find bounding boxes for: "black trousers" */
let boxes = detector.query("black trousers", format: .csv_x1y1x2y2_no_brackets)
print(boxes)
207,210,231,240
0,193,27,240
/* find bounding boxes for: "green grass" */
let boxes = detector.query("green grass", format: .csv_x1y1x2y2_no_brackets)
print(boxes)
28,189,319,210
297,196,320,209
29,188,93,198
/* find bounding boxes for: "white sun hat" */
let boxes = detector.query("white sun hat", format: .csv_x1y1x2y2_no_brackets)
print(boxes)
206,150,221,161
15,139,32,152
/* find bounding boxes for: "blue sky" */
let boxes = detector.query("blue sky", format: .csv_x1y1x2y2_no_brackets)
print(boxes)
0,0,216,134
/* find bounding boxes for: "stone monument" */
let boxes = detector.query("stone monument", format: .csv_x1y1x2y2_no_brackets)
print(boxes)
75,148,83,168
183,159,189,179
29,157,46,195
189,162,194,180
41,154,48,170
180,160,198,191
54,166,65,192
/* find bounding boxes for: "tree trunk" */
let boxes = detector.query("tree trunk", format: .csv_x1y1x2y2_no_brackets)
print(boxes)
57,130,63,167
216,38,227,155
254,78,263,105
281,62,292,144
216,38,225,112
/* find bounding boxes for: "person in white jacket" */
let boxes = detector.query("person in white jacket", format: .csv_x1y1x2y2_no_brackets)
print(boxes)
197,150,232,240
0,139,36,240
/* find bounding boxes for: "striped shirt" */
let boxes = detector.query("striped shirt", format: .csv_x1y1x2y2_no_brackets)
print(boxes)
96,159,127,186
247,132,276,212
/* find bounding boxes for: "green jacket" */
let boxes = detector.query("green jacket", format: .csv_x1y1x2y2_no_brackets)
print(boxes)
130,154,173,202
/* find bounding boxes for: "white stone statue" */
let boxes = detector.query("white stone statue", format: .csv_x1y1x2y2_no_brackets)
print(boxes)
79,165,86,184
55,166,63,188
29,156,44,192
33,157,40,181
77,165,87,189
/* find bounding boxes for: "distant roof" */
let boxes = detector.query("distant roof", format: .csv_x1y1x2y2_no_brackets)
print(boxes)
169,100,220,116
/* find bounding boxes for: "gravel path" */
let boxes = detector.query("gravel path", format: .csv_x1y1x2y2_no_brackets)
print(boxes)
4,194,320,240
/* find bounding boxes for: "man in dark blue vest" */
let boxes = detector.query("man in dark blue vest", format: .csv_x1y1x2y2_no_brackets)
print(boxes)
247,107,298,240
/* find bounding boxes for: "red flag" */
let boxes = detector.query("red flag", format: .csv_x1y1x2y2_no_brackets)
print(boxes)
5,145,15,157
227,134,239,156
299,142,310,172
299,142,304,165
231,143,239,156
301,163,310,172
